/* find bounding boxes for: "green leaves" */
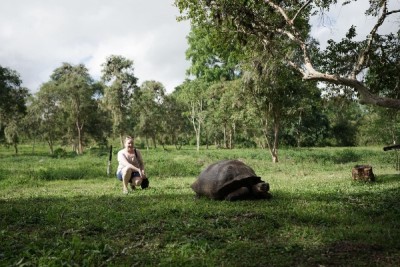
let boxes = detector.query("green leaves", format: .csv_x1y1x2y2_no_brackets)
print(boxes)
176,0,400,109
0,65,28,117
100,55,138,143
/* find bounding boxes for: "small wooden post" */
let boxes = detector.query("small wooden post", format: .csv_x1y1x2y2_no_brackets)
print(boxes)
352,165,375,182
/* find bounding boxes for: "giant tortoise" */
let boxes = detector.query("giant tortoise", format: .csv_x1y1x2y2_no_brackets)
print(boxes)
191,160,271,201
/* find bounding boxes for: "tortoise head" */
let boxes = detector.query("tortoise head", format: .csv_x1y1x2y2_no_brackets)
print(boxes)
251,182,270,198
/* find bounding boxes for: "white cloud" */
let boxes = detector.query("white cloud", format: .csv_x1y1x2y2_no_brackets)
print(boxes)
0,0,190,93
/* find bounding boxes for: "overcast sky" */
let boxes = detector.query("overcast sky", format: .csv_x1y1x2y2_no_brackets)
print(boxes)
0,1,398,94
0,0,191,94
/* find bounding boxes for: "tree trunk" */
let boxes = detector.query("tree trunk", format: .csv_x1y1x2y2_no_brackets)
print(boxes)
31,138,36,154
264,116,280,163
145,135,149,150
229,130,232,149
47,139,54,155
272,152,278,163
297,109,303,148
223,125,227,148
272,119,280,163
76,120,83,155
232,122,236,149
205,128,209,150
119,133,124,148
192,115,201,152
196,122,201,151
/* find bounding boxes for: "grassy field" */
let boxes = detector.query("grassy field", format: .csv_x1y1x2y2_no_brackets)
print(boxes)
1,145,400,266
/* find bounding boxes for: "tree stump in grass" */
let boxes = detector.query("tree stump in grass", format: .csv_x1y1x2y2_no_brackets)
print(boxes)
352,165,375,182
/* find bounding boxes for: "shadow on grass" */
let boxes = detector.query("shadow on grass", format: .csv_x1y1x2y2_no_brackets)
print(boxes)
0,169,12,182
1,185,400,266
255,186,400,266
375,173,400,184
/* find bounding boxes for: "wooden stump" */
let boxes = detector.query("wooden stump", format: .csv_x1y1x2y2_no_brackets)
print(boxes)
352,165,375,182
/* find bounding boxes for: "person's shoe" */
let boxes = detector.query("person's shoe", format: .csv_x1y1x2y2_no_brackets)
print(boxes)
123,188,129,195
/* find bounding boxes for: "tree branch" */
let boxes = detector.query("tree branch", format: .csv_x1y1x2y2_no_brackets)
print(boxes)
264,0,290,22
303,67,400,109
387,9,400,15
266,0,316,75
352,0,388,78
267,0,400,109
291,0,312,24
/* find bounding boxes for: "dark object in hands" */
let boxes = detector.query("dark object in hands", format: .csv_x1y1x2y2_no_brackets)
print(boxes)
141,176,149,189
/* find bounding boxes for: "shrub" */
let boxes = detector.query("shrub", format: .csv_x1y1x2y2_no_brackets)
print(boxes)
332,149,360,164
53,148,67,158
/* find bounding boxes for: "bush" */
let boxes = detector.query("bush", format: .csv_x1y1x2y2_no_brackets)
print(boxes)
53,148,67,158
332,149,360,164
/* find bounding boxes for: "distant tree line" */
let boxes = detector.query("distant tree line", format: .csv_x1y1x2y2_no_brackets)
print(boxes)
1,1,399,162
0,57,398,162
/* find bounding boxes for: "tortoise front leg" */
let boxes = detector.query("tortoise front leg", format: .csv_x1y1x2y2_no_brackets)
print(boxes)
225,187,250,201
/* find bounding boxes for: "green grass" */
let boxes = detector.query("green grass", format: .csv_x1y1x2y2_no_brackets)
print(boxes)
1,145,400,266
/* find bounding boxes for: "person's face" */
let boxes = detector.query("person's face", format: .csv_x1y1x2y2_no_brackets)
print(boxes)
125,139,134,149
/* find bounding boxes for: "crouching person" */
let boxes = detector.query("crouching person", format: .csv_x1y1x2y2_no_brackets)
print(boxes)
116,136,148,194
